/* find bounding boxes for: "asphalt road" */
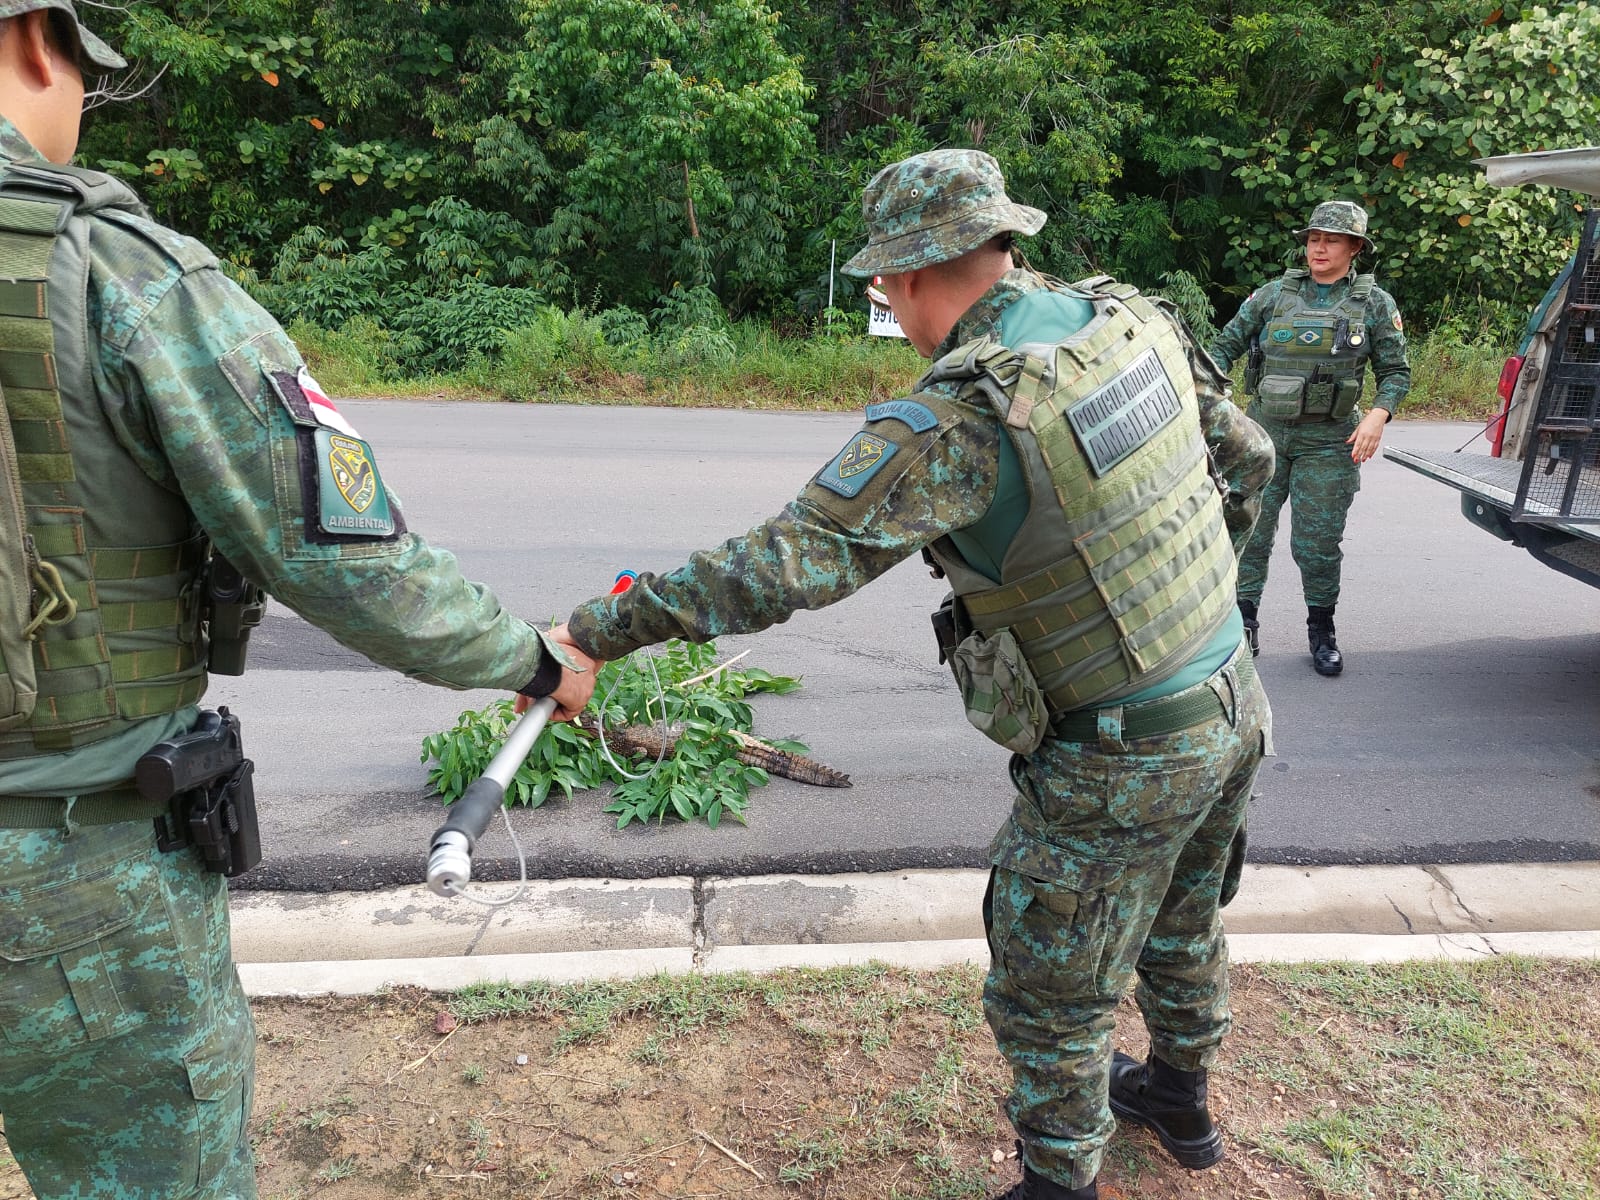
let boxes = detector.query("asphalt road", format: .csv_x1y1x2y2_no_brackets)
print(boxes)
210,404,1600,893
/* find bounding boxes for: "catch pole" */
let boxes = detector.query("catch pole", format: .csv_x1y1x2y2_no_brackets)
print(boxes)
425,570,636,897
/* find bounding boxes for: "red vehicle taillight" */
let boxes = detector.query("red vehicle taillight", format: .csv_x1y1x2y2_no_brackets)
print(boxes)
1489,354,1523,458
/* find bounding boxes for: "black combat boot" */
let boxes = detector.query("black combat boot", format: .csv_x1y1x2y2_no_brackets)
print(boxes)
993,1166,1097,1200
993,1144,1098,1200
1306,605,1342,676
1237,598,1260,657
1108,1051,1224,1170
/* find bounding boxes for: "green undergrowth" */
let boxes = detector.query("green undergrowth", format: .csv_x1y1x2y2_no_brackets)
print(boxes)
302,312,1506,422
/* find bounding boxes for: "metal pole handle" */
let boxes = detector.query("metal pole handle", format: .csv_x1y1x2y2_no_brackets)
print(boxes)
425,697,556,897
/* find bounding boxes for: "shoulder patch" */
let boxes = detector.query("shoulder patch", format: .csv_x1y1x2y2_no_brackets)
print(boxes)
264,367,398,542
1392,311,1403,332
316,430,395,536
815,431,899,498
864,399,939,433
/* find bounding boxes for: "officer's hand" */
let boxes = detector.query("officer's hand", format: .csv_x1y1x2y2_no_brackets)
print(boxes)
547,647,599,722
516,626,602,721
1347,409,1388,464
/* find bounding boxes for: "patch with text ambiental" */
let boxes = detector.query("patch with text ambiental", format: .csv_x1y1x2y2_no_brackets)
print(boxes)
816,431,898,498
315,429,395,535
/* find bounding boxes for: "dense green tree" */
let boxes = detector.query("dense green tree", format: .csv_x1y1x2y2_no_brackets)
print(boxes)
57,1,1600,341
506,0,813,314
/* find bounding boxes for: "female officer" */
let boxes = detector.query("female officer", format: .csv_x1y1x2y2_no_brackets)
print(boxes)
1209,201,1411,675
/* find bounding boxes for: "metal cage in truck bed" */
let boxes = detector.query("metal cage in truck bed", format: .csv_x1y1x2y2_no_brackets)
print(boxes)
1384,147,1600,589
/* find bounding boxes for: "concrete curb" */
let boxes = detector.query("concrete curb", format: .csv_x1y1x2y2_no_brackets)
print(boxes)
238,930,1600,998
232,862,1600,996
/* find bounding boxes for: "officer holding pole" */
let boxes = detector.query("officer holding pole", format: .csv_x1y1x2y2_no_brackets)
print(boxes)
0,5,595,1198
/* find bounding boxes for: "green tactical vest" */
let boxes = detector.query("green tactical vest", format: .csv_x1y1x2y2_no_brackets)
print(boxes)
1252,268,1375,422
925,277,1236,715
0,160,210,756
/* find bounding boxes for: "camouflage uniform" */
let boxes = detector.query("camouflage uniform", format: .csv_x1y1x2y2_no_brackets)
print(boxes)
566,151,1275,1192
1209,203,1410,610
0,88,564,1200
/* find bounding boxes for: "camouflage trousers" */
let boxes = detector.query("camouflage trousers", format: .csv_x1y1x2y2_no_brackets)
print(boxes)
0,818,256,1200
982,642,1270,1190
1235,409,1362,609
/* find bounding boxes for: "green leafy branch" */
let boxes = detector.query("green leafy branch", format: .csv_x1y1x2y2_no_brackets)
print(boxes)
420,639,808,829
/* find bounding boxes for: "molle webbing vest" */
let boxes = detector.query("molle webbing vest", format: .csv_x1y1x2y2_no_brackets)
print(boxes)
1254,268,1374,420
0,161,208,755
926,277,1236,713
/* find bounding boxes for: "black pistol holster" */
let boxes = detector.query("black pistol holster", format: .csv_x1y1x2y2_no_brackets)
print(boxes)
930,591,973,667
203,553,266,676
139,706,261,877
1244,336,1264,395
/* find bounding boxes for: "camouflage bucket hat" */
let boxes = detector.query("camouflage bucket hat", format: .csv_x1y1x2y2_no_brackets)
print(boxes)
841,149,1046,278
0,0,126,71
1294,200,1376,254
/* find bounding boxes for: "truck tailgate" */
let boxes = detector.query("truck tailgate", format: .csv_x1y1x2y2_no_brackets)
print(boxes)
1384,445,1596,537
1383,446,1525,504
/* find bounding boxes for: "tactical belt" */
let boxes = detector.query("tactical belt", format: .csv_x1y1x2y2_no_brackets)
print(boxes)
1050,643,1256,742
0,784,164,828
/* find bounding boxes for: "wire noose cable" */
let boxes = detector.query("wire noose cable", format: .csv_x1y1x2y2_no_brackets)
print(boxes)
452,648,670,910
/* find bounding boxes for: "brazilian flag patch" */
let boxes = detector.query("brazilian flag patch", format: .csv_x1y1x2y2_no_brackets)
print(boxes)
816,431,898,498
315,428,396,536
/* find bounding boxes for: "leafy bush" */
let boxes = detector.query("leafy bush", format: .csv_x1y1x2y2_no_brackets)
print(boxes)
285,316,419,390
253,228,401,329
596,305,652,349
1151,269,1219,346
1205,2,1599,327
475,307,622,399
420,640,804,829
390,282,549,374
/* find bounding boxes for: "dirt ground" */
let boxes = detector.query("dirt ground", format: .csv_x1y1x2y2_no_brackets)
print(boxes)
242,980,1316,1200
2,960,1595,1200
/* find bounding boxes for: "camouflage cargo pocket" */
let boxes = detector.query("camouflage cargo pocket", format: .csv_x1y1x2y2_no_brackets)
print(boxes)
986,828,1126,1004
0,852,188,1057
1218,822,1248,909
182,995,255,1190
950,627,1049,755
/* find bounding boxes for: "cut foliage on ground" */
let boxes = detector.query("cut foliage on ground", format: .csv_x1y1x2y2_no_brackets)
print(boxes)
421,642,813,829
3,958,1594,1200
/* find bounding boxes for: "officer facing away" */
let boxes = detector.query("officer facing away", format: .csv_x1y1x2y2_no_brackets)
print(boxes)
1208,200,1411,676
547,150,1275,1199
0,5,595,1198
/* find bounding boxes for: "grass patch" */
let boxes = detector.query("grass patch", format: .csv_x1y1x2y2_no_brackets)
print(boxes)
188,957,1600,1199
1402,333,1509,421
1232,957,1600,1200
